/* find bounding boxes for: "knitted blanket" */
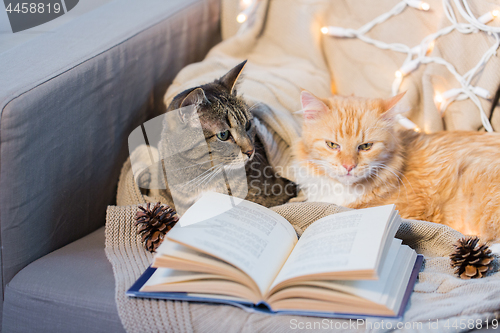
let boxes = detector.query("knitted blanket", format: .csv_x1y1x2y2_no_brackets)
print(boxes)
105,157,500,333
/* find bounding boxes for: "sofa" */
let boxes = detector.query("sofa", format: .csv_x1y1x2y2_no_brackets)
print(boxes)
0,0,220,331
1,0,500,332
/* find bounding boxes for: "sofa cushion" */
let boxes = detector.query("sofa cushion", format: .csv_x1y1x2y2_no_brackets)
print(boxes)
0,0,221,314
2,227,124,333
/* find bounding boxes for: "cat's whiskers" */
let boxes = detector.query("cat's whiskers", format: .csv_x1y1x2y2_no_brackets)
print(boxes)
368,170,390,191
250,139,268,164
252,151,267,164
182,171,219,189
307,159,371,186
180,163,220,184
371,163,410,203
199,166,224,187
166,159,216,171
367,166,404,202
182,155,252,190
181,163,224,188
306,159,341,179
224,160,246,171
367,163,398,189
376,162,416,198
306,159,336,171
248,102,264,113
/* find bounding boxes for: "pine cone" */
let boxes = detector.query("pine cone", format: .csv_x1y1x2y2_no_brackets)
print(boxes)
135,202,178,252
450,236,494,279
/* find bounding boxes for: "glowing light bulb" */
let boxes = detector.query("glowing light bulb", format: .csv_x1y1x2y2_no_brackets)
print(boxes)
427,40,435,54
478,10,499,24
420,2,430,11
396,59,420,77
395,70,402,78
411,39,435,55
407,1,430,11
441,88,462,99
434,93,443,104
237,13,247,23
319,26,354,37
241,0,252,6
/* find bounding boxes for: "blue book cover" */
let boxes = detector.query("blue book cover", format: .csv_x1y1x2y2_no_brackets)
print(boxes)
127,255,423,320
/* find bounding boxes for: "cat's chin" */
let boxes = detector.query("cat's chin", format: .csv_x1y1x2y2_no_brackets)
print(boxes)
243,155,253,165
335,174,363,186
224,162,247,170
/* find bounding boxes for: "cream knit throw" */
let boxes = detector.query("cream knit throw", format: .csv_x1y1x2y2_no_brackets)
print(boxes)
105,158,500,333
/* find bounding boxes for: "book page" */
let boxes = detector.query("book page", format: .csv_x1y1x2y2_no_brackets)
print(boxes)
156,239,233,268
154,239,257,287
270,205,395,289
283,240,417,315
144,268,226,288
165,192,298,296
312,238,404,303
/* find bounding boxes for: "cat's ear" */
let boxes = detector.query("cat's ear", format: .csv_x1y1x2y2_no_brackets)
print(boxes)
219,60,247,95
301,90,328,122
178,88,207,123
180,88,207,108
380,92,406,117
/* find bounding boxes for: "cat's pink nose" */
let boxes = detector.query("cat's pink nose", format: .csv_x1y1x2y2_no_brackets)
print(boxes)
343,164,356,173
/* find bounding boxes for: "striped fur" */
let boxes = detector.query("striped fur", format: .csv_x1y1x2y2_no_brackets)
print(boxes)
158,61,296,212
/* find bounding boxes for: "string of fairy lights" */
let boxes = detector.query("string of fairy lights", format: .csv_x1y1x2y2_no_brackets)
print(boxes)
237,0,258,23
237,0,500,132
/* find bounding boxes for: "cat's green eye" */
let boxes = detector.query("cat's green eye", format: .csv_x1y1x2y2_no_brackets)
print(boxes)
326,141,340,150
216,130,231,141
358,143,373,151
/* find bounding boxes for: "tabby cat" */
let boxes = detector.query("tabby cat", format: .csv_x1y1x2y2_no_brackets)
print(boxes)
293,90,500,243
157,61,296,213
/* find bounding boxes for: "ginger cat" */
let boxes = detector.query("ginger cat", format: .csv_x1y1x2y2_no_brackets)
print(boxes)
293,90,500,243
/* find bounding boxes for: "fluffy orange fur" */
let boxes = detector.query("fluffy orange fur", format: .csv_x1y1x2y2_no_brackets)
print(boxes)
294,91,500,242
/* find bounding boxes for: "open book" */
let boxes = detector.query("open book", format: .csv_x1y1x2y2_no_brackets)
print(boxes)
128,192,422,318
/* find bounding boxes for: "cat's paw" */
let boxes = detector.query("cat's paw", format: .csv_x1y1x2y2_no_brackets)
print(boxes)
288,191,307,203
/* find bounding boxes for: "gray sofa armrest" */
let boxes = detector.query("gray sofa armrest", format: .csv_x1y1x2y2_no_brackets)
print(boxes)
0,0,221,308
